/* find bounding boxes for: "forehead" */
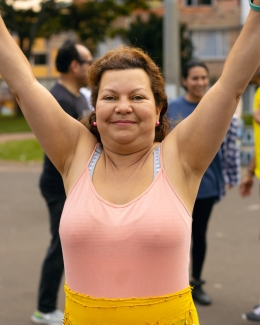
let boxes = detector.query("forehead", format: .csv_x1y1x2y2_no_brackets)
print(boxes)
99,68,152,91
187,66,208,78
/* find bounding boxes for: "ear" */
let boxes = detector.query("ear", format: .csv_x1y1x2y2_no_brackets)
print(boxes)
156,103,163,120
70,60,79,73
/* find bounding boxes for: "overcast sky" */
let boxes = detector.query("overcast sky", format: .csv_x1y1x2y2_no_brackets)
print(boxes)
6,0,71,11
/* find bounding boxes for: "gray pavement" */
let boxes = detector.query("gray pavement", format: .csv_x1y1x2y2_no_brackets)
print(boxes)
0,161,65,325
0,132,36,143
0,160,259,325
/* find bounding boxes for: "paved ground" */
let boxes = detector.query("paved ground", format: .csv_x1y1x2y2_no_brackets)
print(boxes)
0,134,259,325
0,132,36,143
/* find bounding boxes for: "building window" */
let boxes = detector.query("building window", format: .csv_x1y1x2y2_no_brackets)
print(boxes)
33,54,47,65
191,30,229,59
185,0,213,6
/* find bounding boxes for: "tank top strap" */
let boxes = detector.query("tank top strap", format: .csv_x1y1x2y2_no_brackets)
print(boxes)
153,144,161,179
88,143,102,179
88,143,161,180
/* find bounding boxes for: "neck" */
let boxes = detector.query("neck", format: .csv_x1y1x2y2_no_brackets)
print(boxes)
102,143,155,170
185,93,202,103
58,76,80,97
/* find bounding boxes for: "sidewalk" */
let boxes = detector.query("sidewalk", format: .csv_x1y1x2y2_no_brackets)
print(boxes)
0,132,35,143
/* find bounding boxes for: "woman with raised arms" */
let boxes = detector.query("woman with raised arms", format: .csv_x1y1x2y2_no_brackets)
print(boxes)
1,3,260,324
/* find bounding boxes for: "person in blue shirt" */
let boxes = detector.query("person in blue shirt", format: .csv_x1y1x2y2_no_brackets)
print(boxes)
167,60,240,306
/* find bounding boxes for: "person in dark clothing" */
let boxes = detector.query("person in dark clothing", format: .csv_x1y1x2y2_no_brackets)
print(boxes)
167,60,240,306
31,40,93,325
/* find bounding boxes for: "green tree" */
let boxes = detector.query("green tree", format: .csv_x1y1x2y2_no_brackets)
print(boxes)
0,0,65,59
121,13,193,72
0,0,148,59
58,0,148,54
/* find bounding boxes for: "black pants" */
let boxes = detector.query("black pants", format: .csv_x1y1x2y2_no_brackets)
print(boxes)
37,189,66,313
191,197,216,280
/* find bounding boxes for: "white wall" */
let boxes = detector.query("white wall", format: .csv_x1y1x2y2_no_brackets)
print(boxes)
241,0,250,25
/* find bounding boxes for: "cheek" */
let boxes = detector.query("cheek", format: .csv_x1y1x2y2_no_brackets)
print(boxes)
136,110,156,123
95,105,110,121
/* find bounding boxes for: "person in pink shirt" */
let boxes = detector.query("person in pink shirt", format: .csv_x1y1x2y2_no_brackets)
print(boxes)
1,3,260,324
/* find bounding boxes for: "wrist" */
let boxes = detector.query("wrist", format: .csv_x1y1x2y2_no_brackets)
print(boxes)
249,0,260,11
247,169,255,176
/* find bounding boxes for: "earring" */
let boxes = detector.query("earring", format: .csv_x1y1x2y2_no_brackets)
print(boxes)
155,121,160,126
93,121,97,127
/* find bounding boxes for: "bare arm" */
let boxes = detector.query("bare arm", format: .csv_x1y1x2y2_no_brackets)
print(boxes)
0,16,94,175
166,5,260,180
239,155,256,197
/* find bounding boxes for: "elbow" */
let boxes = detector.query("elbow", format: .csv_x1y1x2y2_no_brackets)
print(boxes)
217,78,243,106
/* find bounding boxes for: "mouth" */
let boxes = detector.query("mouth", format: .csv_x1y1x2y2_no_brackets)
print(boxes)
112,120,136,126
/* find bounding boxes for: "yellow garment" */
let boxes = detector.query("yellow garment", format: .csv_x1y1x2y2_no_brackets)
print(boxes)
63,284,199,325
253,87,260,179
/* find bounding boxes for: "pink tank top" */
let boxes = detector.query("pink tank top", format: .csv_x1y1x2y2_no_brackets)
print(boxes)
60,144,192,298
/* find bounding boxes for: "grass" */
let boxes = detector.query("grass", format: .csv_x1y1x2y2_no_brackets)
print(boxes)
0,116,42,162
0,116,31,134
0,139,43,162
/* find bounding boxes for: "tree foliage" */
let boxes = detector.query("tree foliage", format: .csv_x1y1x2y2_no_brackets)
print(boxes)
58,0,148,54
121,13,193,72
0,0,148,58
0,0,65,58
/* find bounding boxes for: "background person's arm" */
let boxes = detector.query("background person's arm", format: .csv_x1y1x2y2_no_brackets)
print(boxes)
0,16,94,176
239,156,256,197
222,117,241,188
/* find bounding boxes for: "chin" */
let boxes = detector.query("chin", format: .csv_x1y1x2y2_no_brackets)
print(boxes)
102,134,135,146
114,138,135,145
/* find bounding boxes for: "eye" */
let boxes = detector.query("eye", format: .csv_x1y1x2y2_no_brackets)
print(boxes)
104,95,116,101
132,95,144,101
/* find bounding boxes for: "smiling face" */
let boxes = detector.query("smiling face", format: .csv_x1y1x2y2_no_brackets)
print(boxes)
182,66,209,102
95,68,161,149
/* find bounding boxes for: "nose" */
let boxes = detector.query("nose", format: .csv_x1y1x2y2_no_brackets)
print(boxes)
199,77,208,86
197,78,205,86
115,98,133,114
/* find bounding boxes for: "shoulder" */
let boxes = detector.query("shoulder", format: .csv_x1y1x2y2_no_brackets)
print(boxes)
168,96,185,108
80,87,91,98
167,97,185,117
50,82,62,96
50,83,70,102
167,96,195,121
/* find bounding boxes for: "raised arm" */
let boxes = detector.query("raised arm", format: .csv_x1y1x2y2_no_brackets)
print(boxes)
167,3,260,179
0,16,94,176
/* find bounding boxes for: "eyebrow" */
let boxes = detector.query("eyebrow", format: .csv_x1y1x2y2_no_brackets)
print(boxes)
100,87,147,94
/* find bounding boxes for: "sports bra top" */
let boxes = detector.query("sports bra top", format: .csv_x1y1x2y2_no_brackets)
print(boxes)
88,143,161,180
60,143,192,298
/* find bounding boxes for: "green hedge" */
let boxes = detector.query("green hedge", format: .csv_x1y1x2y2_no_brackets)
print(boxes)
242,114,253,126
0,116,31,134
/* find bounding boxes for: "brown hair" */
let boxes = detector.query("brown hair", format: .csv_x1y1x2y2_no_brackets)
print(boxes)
81,45,169,142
